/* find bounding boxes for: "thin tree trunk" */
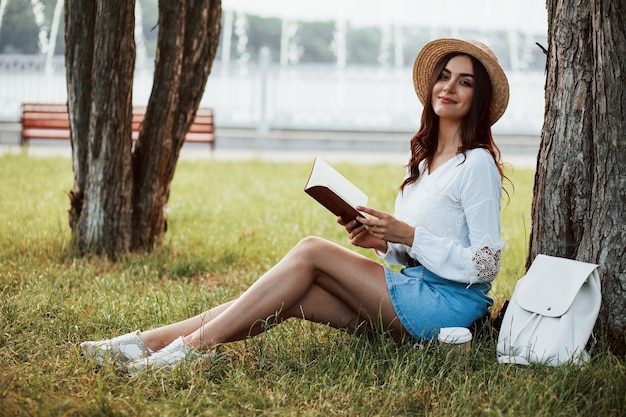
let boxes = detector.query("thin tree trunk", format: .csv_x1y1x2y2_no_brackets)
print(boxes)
65,0,94,230
130,0,185,250
131,0,221,249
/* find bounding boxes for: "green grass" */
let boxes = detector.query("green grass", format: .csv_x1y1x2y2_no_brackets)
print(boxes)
0,153,623,417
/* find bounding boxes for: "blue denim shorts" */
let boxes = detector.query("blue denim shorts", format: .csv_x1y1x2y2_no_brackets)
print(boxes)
384,265,493,340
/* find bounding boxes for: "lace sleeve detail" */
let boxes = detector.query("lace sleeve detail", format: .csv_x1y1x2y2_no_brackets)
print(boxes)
464,241,503,285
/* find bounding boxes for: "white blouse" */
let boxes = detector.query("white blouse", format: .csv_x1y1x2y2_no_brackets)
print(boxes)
379,148,504,285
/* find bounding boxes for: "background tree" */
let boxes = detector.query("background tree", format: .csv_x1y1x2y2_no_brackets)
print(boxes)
64,0,222,256
529,0,625,353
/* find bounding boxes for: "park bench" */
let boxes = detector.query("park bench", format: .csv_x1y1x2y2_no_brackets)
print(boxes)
20,103,216,149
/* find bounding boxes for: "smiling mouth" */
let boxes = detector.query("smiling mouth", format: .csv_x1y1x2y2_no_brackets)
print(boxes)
438,96,456,104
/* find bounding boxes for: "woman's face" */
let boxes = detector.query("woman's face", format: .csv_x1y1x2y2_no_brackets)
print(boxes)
431,54,474,123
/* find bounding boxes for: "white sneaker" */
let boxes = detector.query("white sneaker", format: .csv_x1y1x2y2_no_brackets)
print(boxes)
124,336,212,375
80,330,152,365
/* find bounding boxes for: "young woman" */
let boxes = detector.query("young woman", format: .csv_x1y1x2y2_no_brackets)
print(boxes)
80,38,510,374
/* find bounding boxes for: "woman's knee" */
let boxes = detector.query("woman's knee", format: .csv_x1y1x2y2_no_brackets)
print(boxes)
294,236,329,251
291,236,336,261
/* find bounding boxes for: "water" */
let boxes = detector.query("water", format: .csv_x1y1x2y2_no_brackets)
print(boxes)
135,0,149,72
0,0,545,137
234,12,250,75
30,0,50,57
46,0,64,74
0,54,545,137
0,0,8,34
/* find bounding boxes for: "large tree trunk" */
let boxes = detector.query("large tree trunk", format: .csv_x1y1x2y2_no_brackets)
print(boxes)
65,0,136,255
529,0,626,353
65,0,222,257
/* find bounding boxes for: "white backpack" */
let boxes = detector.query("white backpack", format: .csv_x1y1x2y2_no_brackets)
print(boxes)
497,254,601,366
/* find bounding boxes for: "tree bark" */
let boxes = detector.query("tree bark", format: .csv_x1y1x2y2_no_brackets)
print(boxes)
65,0,136,256
132,0,222,249
64,0,94,231
65,0,221,256
530,0,626,353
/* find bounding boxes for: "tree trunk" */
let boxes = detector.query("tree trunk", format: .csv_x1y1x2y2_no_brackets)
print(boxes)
65,0,136,255
65,0,222,257
530,0,626,353
64,0,94,231
131,0,222,249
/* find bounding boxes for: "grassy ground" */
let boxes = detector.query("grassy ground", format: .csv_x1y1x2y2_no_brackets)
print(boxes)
0,153,624,416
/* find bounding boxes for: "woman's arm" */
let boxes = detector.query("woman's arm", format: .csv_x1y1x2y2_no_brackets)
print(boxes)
407,152,504,283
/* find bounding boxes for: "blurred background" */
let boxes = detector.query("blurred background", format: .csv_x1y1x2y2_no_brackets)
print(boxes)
0,0,547,152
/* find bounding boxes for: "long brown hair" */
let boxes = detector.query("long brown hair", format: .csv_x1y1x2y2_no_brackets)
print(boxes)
401,53,509,194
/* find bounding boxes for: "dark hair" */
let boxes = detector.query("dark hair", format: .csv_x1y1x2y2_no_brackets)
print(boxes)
401,52,510,197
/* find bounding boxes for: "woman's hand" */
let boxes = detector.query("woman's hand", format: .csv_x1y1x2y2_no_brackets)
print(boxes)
338,206,415,251
338,215,387,251
354,206,415,247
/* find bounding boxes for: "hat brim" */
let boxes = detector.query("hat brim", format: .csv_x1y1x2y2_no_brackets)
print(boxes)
412,38,509,126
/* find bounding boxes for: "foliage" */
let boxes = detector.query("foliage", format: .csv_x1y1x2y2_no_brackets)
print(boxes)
296,20,337,63
244,15,283,62
0,0,49,54
0,153,623,416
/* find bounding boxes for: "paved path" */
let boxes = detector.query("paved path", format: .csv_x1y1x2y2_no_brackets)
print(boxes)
186,148,537,169
1,143,537,169
0,123,538,169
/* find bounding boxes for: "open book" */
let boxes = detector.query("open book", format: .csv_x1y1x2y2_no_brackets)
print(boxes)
304,157,368,222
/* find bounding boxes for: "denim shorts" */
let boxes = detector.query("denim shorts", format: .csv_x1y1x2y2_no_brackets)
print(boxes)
384,265,493,340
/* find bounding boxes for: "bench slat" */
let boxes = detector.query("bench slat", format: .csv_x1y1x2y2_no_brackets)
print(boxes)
188,124,214,133
22,104,68,113
22,112,70,120
22,128,71,139
23,118,70,129
184,133,216,142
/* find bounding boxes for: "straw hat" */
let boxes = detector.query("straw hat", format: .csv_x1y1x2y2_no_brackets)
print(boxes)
412,38,509,126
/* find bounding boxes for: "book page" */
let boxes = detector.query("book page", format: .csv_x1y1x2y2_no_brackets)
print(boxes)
305,157,368,220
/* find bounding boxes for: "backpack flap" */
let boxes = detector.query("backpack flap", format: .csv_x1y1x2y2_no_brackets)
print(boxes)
516,254,599,318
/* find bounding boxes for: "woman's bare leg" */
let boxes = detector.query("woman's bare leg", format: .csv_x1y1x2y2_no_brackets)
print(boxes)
141,275,391,352
137,236,407,352
179,236,407,350
138,301,236,351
